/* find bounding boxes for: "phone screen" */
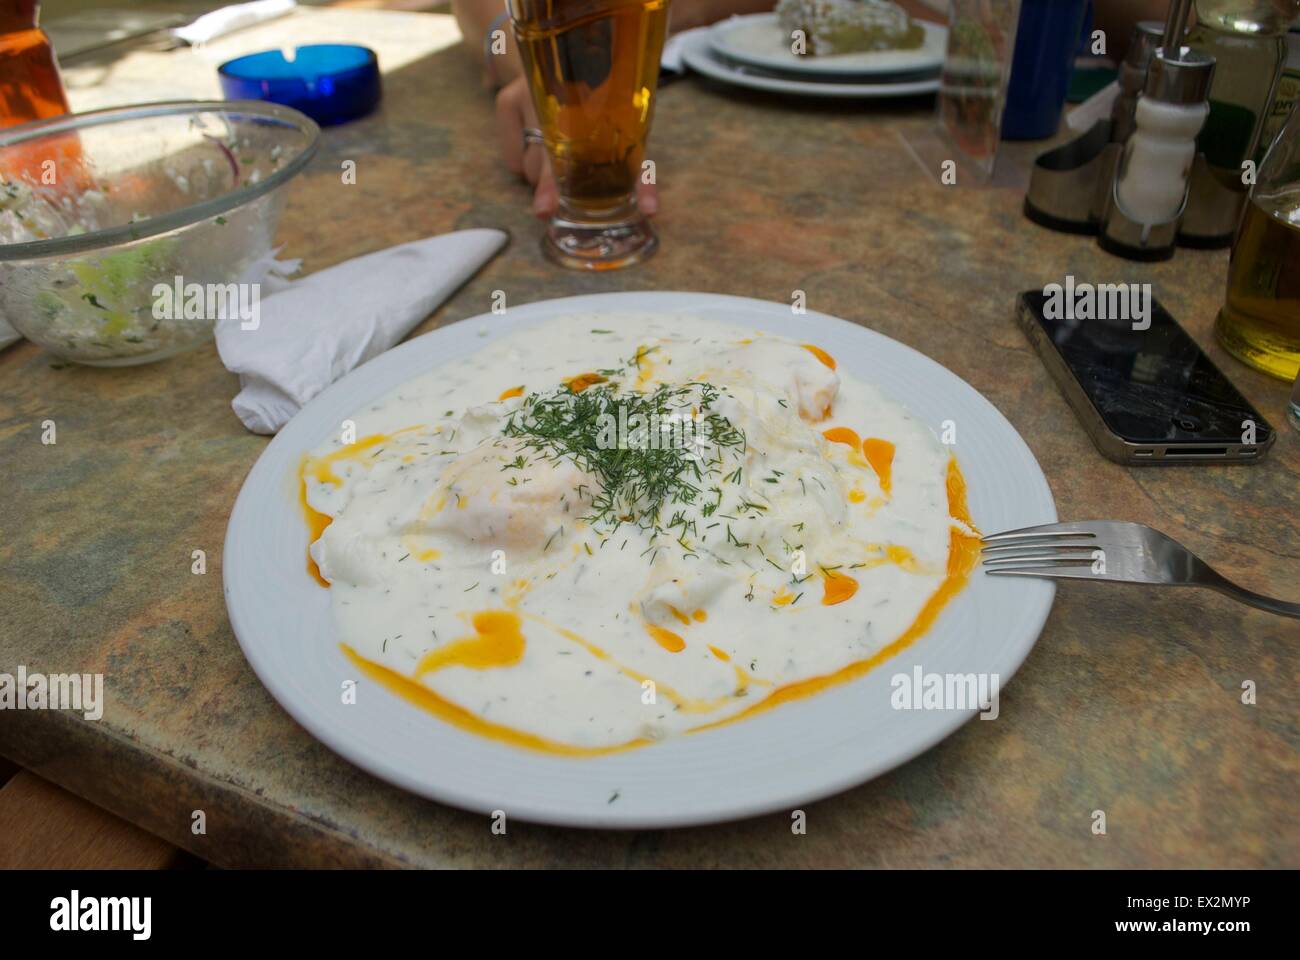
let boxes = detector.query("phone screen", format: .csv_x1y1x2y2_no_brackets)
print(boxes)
1019,290,1272,447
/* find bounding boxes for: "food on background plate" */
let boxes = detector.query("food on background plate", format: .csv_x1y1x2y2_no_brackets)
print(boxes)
300,314,979,755
776,0,925,56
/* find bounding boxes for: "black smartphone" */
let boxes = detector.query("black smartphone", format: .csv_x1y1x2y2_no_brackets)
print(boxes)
1016,289,1275,464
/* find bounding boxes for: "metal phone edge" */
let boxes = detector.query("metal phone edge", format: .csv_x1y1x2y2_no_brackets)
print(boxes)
1013,292,1274,466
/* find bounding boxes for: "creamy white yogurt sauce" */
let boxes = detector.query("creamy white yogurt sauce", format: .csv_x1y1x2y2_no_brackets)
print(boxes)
302,313,977,753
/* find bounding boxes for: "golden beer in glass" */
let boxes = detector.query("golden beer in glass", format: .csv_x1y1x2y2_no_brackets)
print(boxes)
509,0,669,270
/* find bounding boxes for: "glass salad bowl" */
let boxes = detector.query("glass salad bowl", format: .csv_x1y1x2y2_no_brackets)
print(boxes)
0,100,319,365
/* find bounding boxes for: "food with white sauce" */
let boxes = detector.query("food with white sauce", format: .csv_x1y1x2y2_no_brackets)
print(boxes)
301,314,979,755
776,0,925,56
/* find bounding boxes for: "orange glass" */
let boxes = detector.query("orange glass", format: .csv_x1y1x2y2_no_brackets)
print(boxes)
1,1,69,129
1,1,81,186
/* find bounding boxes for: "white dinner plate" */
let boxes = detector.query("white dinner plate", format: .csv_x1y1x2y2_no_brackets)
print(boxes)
682,29,940,99
709,13,947,79
225,292,1056,829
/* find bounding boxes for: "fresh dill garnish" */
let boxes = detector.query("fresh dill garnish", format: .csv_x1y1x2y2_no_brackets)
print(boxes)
501,381,745,532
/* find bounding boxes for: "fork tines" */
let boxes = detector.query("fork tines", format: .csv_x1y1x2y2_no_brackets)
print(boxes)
980,525,1101,572
980,526,1098,544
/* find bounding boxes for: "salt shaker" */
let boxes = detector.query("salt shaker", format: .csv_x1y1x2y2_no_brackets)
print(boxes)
1089,21,1166,225
1098,5,1216,261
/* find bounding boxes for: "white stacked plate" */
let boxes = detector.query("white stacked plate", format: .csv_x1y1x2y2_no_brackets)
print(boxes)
225,291,1055,828
684,13,946,99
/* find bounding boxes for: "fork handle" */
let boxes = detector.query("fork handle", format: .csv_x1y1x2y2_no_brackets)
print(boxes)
1206,572,1300,619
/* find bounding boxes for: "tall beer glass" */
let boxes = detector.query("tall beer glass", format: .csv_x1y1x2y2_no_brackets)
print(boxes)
509,0,669,270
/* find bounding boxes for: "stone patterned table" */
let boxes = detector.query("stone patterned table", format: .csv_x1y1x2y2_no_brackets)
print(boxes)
1,13,1296,868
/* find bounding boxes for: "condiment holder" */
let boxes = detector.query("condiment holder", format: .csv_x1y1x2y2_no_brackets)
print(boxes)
1022,1,1219,262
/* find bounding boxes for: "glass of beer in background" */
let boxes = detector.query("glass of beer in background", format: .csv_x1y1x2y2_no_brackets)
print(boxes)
1216,100,1300,382
509,0,669,270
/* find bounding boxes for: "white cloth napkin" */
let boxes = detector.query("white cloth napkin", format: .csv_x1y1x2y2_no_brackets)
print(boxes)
173,0,296,46
215,228,507,435
1066,81,1119,133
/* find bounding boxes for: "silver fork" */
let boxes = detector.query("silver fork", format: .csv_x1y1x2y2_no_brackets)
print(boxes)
981,520,1300,619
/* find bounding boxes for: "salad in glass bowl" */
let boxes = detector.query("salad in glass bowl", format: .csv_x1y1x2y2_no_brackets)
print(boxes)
0,100,319,365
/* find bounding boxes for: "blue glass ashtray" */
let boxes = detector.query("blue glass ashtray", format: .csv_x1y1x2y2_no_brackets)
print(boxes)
218,44,380,126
